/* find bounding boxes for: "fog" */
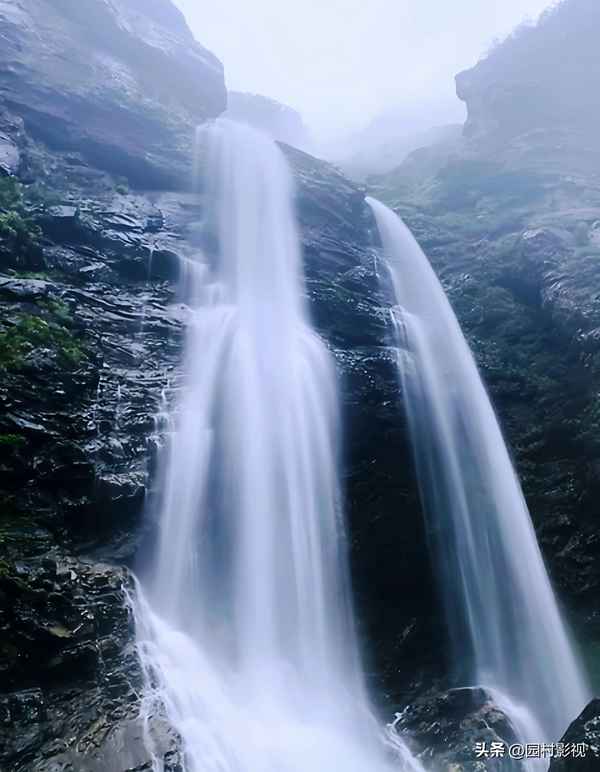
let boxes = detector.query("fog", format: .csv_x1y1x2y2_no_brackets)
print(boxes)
175,0,554,143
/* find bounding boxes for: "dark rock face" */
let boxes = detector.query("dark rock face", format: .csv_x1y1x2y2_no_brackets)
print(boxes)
456,0,600,144
0,144,195,769
0,0,226,187
395,687,524,771
9,0,600,768
0,124,437,764
549,699,600,771
0,2,222,768
0,0,440,766
225,91,310,150
370,0,600,697
373,171,600,676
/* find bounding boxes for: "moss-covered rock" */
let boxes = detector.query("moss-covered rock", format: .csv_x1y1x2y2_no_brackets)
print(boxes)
0,176,44,272
0,312,86,370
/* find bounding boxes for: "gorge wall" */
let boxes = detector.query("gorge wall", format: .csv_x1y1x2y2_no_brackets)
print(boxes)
0,1,431,769
2,0,600,769
456,0,600,144
374,0,600,704
223,91,311,149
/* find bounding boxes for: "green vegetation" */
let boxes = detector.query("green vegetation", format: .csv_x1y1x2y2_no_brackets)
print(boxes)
0,175,22,211
0,176,43,267
114,176,130,195
0,193,86,365
0,434,26,448
22,181,61,210
433,160,544,211
42,298,72,324
0,311,86,371
11,270,50,280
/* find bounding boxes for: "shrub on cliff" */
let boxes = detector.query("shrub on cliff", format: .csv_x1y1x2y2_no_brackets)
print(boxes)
0,177,44,271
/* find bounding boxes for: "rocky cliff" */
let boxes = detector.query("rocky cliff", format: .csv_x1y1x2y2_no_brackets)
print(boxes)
456,0,600,145
0,0,226,187
223,91,311,150
6,0,600,769
0,3,225,768
372,0,600,711
0,1,438,769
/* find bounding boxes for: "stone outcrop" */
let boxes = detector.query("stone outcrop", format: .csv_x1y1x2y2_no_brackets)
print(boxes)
372,164,600,656
456,0,600,144
549,699,600,771
363,0,600,727
0,0,441,767
6,0,600,767
394,687,525,771
0,0,226,187
224,91,310,150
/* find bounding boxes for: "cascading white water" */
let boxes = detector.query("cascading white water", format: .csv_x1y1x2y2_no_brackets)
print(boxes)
367,197,590,751
131,122,421,772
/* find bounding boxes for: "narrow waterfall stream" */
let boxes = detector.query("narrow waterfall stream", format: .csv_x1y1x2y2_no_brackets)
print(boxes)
367,198,590,754
130,122,421,772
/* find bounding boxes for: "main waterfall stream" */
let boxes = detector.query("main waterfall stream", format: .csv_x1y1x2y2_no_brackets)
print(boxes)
131,123,421,772
367,198,590,754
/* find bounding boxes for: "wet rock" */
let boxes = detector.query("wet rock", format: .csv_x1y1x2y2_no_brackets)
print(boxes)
371,73,600,677
0,131,19,175
0,553,136,768
80,471,147,542
549,699,600,771
0,104,187,771
38,206,82,243
0,690,47,760
0,0,226,187
0,277,56,301
394,687,524,771
25,714,183,772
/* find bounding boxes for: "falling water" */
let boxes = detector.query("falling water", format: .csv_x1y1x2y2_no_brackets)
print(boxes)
367,197,590,749
138,245,156,338
131,122,421,772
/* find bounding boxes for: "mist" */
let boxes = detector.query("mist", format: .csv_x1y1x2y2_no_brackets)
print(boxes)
175,0,554,145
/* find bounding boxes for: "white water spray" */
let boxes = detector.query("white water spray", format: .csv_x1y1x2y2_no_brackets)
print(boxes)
367,197,590,750
131,122,421,772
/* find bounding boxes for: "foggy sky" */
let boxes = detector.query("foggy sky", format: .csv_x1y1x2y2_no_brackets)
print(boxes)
175,0,554,141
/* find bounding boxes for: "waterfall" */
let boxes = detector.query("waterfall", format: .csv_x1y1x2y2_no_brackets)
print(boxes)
367,197,590,749
131,122,421,772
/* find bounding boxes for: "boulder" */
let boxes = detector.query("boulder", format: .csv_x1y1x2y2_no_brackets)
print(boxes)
549,699,600,771
394,687,525,771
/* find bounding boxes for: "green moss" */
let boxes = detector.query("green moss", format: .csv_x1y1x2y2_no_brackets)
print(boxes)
23,181,61,209
0,176,43,264
0,176,21,210
0,312,86,370
12,270,50,280
433,160,544,211
0,434,26,447
114,176,130,195
42,298,72,325
0,210,41,241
